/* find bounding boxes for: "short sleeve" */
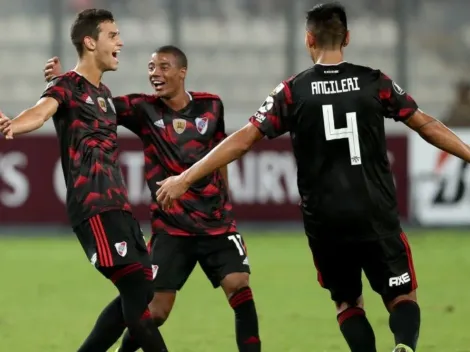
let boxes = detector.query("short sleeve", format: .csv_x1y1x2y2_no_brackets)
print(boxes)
113,94,144,135
40,75,73,106
249,80,292,139
214,100,227,143
378,73,418,122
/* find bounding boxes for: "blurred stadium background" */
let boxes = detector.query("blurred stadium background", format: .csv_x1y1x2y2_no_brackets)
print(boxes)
1,0,470,351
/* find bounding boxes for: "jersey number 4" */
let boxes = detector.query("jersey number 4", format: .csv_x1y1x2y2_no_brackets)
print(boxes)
322,104,361,165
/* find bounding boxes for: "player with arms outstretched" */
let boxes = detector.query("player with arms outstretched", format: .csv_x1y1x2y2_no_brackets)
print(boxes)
0,9,166,352
155,3,470,352
44,45,261,352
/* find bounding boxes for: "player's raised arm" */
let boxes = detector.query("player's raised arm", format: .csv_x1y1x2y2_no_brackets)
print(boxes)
156,80,293,208
378,72,470,162
1,97,60,138
8,76,72,137
406,109,470,162
112,94,145,135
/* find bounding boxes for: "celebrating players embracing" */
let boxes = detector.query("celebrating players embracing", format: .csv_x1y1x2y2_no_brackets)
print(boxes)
45,45,261,352
155,3,470,352
0,9,166,352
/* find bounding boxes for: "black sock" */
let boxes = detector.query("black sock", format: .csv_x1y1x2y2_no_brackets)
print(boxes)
77,296,126,352
389,300,420,350
119,328,142,352
229,287,261,352
112,265,167,352
337,307,377,352
119,329,138,352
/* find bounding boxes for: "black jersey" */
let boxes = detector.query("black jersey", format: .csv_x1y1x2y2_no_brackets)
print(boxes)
249,62,418,241
41,71,132,226
113,92,237,236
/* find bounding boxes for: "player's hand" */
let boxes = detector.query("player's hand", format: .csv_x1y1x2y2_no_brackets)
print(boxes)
156,175,190,210
0,111,13,139
44,56,63,82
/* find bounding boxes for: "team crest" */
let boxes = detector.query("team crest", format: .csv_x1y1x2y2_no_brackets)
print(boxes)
97,97,107,112
108,98,116,113
173,118,187,134
152,265,159,279
195,117,208,135
114,241,127,257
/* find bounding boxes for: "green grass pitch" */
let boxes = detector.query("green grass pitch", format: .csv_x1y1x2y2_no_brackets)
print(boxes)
0,230,469,351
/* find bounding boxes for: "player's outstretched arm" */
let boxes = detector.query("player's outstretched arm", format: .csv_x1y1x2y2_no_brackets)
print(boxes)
156,124,264,209
156,79,292,209
1,98,59,138
405,110,470,162
184,123,263,185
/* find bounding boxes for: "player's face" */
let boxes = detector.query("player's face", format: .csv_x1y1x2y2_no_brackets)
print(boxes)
94,21,123,72
148,52,186,99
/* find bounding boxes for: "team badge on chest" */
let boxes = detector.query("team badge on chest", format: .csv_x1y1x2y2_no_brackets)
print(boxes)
173,118,187,134
195,117,208,135
97,97,107,112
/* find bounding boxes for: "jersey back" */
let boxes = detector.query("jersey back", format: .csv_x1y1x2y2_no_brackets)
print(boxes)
250,62,418,241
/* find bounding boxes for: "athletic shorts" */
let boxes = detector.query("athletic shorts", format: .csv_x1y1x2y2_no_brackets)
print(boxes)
73,210,150,277
147,233,251,290
308,232,418,303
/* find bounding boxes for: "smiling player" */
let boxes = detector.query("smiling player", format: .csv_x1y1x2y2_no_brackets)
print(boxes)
44,45,261,352
0,9,166,352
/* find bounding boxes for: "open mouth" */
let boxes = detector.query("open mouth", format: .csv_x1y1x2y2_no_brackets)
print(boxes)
112,50,120,63
151,78,165,90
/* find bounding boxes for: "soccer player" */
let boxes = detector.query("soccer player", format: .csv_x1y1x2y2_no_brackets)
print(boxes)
44,45,261,352
155,3,470,352
0,9,166,352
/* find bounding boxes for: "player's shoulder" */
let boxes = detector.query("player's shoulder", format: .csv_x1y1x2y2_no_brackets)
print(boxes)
343,63,384,80
45,71,77,89
122,92,155,101
114,93,156,104
190,91,222,102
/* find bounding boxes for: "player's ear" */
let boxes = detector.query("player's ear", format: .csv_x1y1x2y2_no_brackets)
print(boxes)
343,31,350,48
179,67,187,80
83,36,97,52
305,31,315,49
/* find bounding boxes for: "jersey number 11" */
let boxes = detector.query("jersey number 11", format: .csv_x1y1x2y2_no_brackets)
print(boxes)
322,104,362,165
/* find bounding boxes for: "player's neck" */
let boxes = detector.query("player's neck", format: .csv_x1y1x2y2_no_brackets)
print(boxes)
162,89,191,112
313,50,344,66
74,61,103,88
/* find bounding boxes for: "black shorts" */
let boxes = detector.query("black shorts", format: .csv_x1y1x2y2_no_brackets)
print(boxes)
147,233,251,290
308,232,418,303
73,210,150,276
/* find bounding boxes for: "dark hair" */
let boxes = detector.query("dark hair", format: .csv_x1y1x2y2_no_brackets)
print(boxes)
70,9,115,57
306,2,348,49
156,45,188,68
